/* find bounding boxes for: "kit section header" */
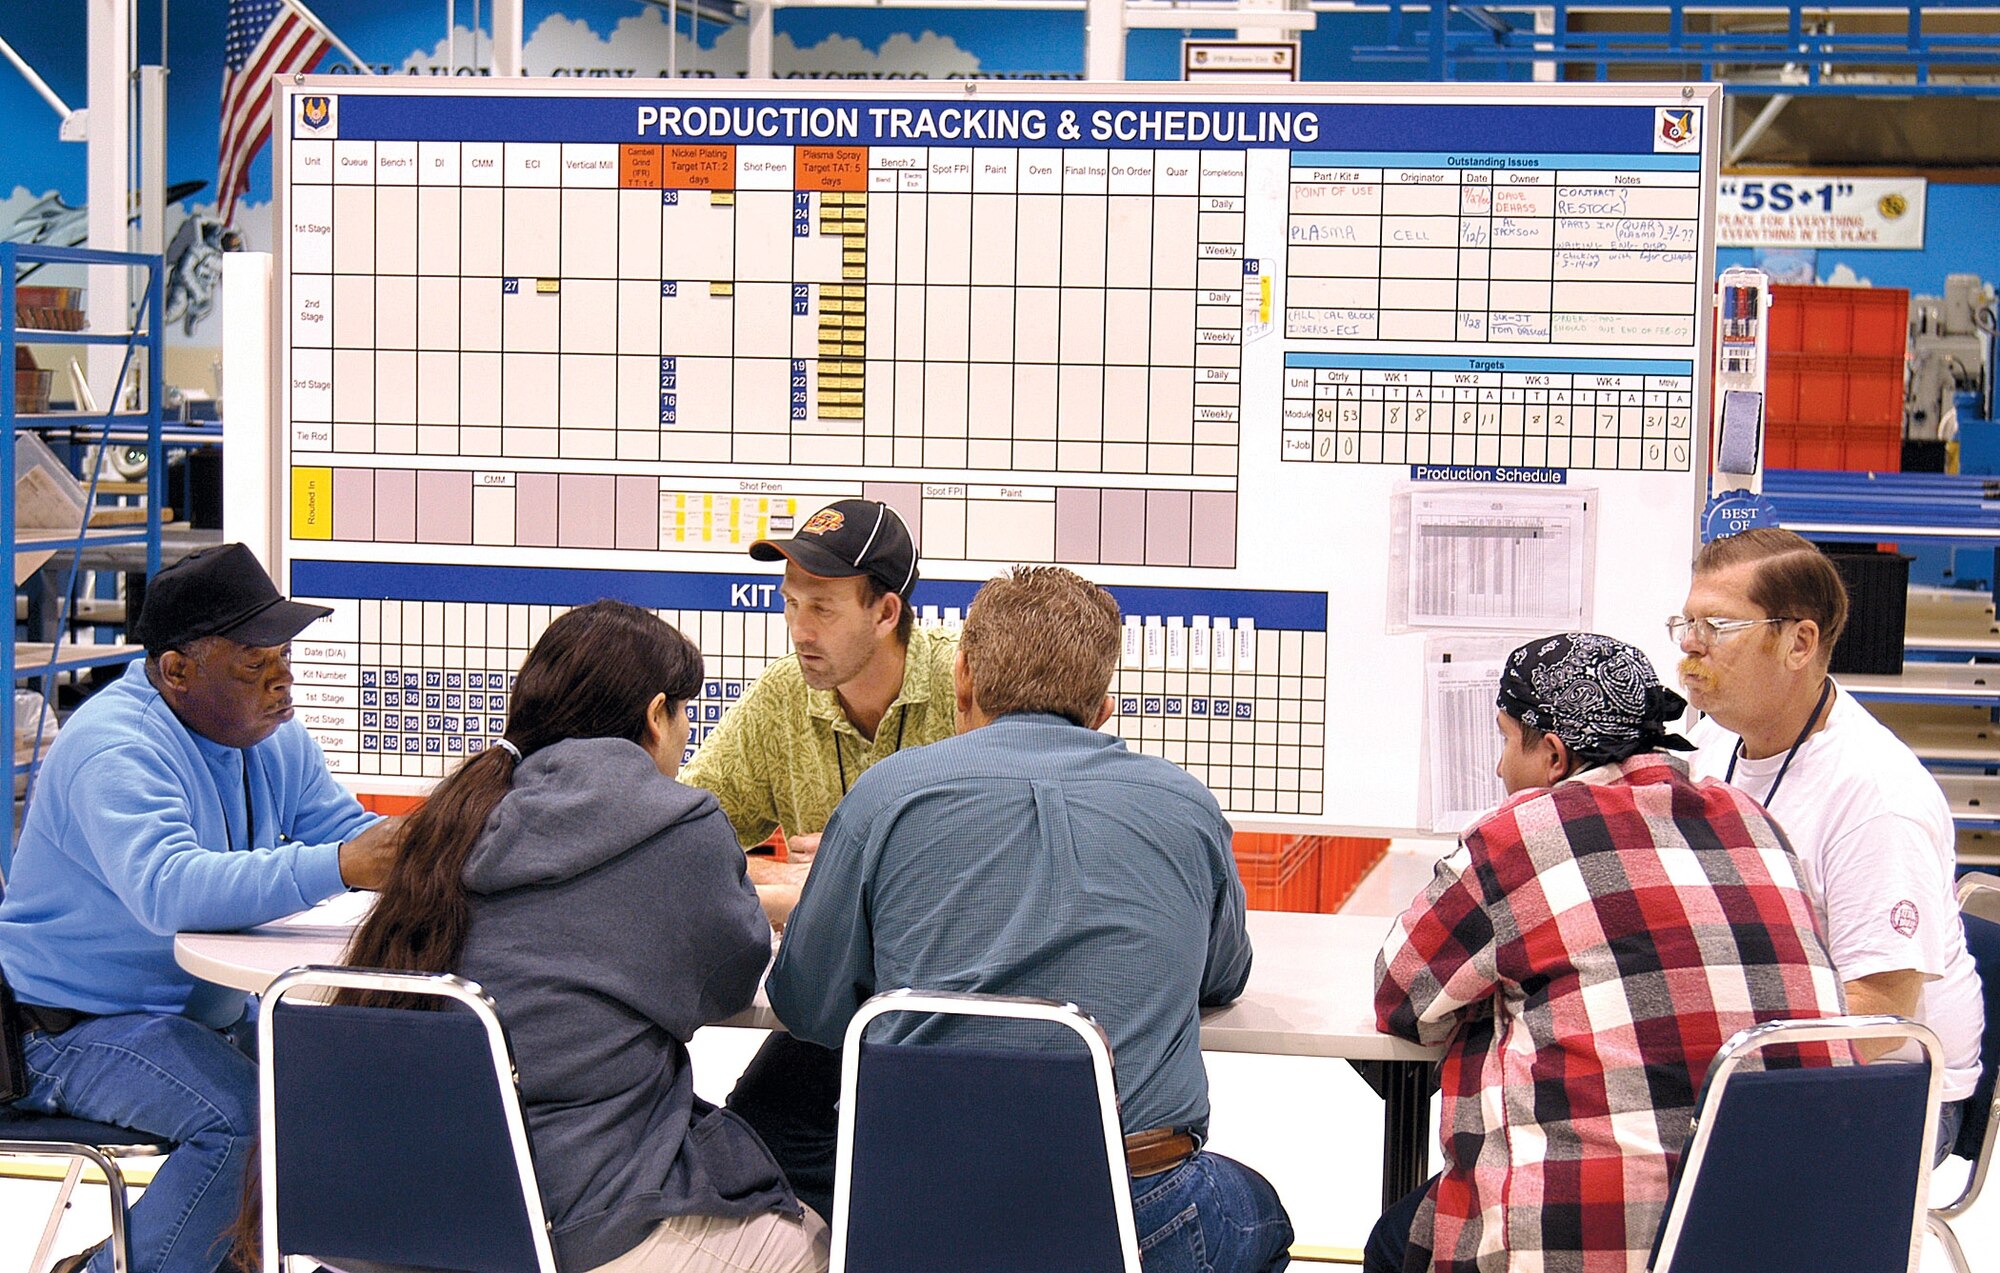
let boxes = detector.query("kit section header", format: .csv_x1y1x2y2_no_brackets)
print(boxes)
290,561,1331,631
300,93,1689,156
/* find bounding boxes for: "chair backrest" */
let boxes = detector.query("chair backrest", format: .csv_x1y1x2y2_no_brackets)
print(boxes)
832,989,1142,1273
1945,873,2000,1208
257,965,558,1273
1650,1015,1942,1273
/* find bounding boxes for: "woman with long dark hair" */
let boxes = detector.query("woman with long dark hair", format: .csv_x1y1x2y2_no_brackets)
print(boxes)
316,600,825,1272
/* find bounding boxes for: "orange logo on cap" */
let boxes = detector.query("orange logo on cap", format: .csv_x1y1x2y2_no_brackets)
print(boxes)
802,509,845,536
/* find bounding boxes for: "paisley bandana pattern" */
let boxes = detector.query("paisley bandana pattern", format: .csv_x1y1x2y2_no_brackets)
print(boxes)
1497,632,1694,766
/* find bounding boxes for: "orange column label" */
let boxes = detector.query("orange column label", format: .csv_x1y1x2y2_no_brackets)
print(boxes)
620,144,664,188
795,148,867,192
662,146,736,190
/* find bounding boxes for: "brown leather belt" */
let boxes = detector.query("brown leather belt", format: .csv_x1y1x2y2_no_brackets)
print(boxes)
1124,1127,1198,1177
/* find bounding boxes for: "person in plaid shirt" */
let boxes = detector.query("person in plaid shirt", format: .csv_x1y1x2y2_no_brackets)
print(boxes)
1369,633,1845,1273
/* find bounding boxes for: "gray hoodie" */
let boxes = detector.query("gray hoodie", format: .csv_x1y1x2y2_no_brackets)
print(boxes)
457,736,793,1272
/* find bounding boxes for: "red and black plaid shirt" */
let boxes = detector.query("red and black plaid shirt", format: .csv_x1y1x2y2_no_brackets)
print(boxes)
1376,754,1845,1273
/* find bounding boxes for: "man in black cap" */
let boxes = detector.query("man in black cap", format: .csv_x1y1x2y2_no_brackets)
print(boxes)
0,543,402,1273
681,499,955,1220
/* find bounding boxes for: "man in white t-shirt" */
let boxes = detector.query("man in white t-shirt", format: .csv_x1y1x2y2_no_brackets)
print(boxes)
1675,528,1983,1156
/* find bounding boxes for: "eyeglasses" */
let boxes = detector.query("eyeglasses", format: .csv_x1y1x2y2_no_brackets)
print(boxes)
1665,615,1797,647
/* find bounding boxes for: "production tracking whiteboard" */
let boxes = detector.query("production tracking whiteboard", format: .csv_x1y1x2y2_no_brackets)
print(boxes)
265,77,1719,834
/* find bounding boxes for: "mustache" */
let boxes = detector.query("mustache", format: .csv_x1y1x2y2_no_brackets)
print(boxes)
1677,655,1708,682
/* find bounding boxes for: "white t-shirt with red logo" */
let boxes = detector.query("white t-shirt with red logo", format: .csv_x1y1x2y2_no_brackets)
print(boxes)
1690,684,1984,1101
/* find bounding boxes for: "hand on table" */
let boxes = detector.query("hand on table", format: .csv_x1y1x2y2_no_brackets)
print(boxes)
747,854,813,932
781,832,821,863
337,815,407,891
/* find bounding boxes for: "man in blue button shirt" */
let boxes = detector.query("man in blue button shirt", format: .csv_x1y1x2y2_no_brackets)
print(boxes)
0,544,403,1273
768,565,1293,1272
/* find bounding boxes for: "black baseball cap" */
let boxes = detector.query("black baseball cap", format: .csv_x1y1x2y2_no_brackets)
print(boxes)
133,543,333,654
750,499,919,597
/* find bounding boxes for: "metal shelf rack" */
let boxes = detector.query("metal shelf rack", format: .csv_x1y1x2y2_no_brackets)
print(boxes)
1,243,165,872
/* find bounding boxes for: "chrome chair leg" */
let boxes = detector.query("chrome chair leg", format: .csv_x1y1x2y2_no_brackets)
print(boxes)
1927,1211,1972,1273
29,1157,85,1272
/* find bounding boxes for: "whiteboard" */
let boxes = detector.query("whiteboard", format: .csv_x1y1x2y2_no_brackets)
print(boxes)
264,77,1719,835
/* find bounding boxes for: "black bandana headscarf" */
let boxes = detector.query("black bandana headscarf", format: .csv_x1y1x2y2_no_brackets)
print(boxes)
1496,632,1694,768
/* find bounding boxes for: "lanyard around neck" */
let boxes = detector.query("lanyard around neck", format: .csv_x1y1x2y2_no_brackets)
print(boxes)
835,709,907,796
1724,677,1833,812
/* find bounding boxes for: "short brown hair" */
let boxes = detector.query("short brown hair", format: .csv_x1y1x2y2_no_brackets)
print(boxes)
862,575,916,644
1691,528,1849,661
961,566,1121,727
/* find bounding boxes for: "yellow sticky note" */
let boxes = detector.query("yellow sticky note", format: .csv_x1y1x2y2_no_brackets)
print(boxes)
290,467,334,540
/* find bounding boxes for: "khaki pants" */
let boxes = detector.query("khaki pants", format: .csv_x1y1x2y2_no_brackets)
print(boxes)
588,1208,829,1273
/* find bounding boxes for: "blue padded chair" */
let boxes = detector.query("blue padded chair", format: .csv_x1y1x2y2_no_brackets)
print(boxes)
1650,1015,1942,1273
257,965,558,1273
1930,873,2000,1273
832,989,1142,1273
0,1109,170,1273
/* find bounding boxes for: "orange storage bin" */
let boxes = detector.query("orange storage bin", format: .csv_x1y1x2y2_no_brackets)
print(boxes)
1767,284,1908,358
1233,834,1390,913
357,792,427,816
1766,353,1904,428
1763,351,1904,472
1232,832,1322,912
1317,836,1390,912
1763,420,1902,473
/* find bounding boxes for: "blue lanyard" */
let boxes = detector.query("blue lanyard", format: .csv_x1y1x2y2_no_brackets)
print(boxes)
1724,677,1834,812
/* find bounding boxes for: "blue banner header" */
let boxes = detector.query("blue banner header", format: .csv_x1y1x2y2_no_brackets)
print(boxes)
291,561,1329,631
323,93,1679,156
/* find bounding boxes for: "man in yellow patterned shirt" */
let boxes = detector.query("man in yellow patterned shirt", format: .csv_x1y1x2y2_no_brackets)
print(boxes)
682,497,956,1220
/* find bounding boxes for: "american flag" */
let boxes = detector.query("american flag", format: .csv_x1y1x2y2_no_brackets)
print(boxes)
217,0,330,224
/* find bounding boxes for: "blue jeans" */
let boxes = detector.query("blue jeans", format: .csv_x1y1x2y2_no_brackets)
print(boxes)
724,1032,841,1222
1363,1176,1432,1273
1132,1151,1293,1273
15,1012,258,1273
1938,1097,1966,1165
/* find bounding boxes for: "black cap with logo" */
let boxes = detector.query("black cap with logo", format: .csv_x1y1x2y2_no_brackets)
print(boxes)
132,543,334,655
750,499,918,598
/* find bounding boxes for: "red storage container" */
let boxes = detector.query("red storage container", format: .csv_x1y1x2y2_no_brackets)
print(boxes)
1233,834,1390,913
1317,836,1390,912
1232,832,1322,912
1762,351,1904,472
1766,353,1904,427
1763,421,1902,473
1767,284,1908,358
